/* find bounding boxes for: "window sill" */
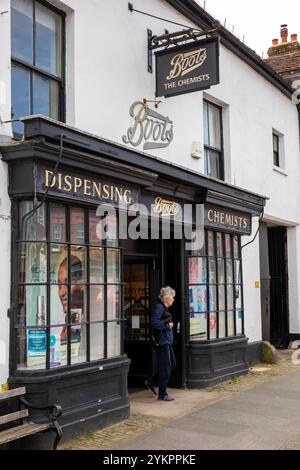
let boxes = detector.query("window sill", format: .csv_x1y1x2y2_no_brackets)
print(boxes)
273,166,288,177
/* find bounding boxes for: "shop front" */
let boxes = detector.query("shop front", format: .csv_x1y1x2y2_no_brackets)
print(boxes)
1,116,265,446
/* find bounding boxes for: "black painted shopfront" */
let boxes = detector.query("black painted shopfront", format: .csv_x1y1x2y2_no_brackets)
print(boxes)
1,116,265,447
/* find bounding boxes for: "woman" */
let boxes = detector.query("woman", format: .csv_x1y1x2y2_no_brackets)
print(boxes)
146,286,176,402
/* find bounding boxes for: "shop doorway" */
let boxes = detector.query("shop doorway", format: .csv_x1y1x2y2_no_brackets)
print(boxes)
123,238,185,388
260,225,289,348
268,227,289,347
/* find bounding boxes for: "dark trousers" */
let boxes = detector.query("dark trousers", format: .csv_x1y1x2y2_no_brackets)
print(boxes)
149,344,176,399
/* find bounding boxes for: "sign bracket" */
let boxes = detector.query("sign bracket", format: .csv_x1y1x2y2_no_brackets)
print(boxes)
147,26,219,74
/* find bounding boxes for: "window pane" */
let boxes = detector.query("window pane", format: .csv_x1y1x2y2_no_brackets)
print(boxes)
90,286,104,322
209,258,216,284
107,322,121,358
71,208,85,244
216,232,223,257
217,258,225,284
189,286,207,313
209,286,217,311
71,324,86,365
17,285,47,327
209,313,217,339
70,285,86,325
227,311,235,336
51,285,66,326
203,101,209,146
205,149,221,179
11,0,33,64
50,80,59,120
227,286,234,310
19,201,46,241
50,327,67,368
50,244,68,284
235,285,243,310
225,234,232,258
12,65,30,134
234,260,242,284
190,313,207,340
107,249,120,283
33,73,50,116
90,247,104,283
208,103,221,150
233,236,240,258
188,257,207,284
35,2,62,76
19,243,47,284
107,286,121,320
50,204,66,243
207,231,214,256
219,312,226,339
273,134,279,152
90,323,104,361
219,285,225,311
236,310,243,335
17,328,46,370
226,259,233,284
89,210,103,246
71,246,87,283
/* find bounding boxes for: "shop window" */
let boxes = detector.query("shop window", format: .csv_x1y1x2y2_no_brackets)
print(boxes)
15,202,122,371
187,231,244,341
11,0,64,135
203,101,224,180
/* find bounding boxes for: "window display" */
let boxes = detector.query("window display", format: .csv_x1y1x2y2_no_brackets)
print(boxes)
187,230,244,341
16,201,122,371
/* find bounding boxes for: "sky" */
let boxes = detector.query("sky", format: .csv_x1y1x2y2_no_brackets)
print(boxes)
196,0,300,57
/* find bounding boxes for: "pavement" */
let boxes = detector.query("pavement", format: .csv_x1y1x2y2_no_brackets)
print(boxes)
60,350,300,451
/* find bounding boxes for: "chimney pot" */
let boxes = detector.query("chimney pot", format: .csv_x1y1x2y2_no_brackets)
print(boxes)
291,33,298,42
272,38,279,46
280,24,288,43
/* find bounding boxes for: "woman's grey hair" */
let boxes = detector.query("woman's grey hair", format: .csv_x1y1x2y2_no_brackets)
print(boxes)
159,286,176,302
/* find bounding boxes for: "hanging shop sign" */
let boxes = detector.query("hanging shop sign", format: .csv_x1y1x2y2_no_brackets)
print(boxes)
155,37,220,98
122,101,173,150
205,205,252,235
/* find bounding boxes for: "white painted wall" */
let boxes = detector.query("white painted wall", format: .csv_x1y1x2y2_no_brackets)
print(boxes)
0,0,11,386
0,0,299,376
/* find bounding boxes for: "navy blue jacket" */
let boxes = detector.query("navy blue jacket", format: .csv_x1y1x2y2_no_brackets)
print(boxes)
151,301,173,346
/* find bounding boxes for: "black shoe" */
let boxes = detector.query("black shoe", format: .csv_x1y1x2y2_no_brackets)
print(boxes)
144,380,157,395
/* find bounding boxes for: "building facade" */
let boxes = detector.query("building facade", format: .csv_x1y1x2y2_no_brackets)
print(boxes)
0,0,299,446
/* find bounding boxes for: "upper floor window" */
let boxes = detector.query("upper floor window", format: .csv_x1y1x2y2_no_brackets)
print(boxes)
272,130,286,171
203,100,224,180
11,0,65,134
273,133,280,167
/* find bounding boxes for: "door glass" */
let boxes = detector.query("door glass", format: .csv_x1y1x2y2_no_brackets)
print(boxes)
124,262,149,341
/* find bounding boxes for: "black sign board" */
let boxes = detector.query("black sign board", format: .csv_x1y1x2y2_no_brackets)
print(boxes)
155,37,220,98
205,205,252,236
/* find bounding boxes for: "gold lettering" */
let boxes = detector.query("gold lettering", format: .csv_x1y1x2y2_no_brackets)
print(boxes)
45,170,55,188
103,185,110,199
208,210,214,222
115,187,123,202
214,211,220,224
92,182,101,198
64,175,72,192
124,190,132,205
74,177,82,193
58,173,62,190
84,179,92,196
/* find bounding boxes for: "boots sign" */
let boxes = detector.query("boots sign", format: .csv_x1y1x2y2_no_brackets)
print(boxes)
122,101,173,150
155,37,220,98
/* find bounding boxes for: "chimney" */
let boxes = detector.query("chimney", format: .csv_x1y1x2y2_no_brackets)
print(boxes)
291,33,298,42
272,38,279,46
280,24,288,43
